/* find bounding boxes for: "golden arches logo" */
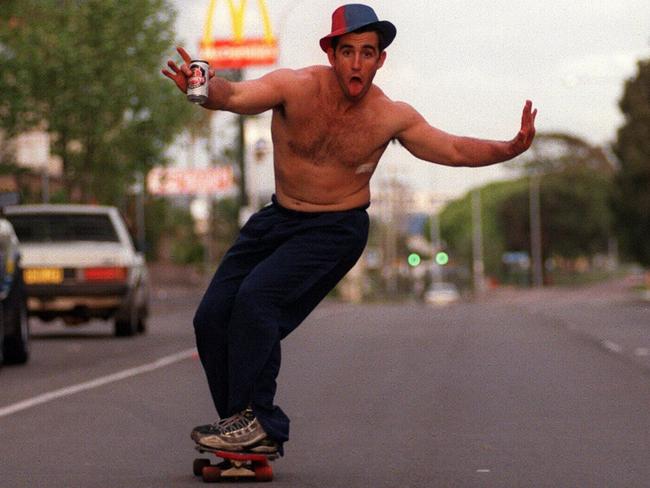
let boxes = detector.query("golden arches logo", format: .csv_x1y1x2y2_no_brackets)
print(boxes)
199,0,278,69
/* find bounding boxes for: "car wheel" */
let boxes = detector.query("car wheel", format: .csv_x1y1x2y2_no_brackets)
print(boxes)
137,303,148,335
114,317,138,337
114,302,139,337
3,268,30,364
137,316,147,334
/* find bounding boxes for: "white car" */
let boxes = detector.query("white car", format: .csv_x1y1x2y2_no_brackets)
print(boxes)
424,282,461,306
5,204,149,337
0,217,29,366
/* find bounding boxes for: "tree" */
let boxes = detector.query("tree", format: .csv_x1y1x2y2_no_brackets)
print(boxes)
0,0,193,204
439,179,528,283
613,57,650,267
499,168,613,260
439,132,616,284
512,132,616,175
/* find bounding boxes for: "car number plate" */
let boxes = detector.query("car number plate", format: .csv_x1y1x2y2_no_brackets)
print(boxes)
24,268,64,285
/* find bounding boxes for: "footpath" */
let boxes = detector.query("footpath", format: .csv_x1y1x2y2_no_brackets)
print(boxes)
480,272,650,372
479,272,647,306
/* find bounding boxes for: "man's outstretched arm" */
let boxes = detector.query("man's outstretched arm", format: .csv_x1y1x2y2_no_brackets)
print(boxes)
395,100,538,167
162,46,289,115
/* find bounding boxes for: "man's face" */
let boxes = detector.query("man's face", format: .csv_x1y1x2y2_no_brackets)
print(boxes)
327,31,386,101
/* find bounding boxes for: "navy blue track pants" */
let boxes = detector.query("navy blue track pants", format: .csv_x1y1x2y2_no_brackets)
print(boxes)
193,196,369,450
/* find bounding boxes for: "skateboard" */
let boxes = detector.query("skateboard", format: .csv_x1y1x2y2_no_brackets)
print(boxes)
193,444,277,482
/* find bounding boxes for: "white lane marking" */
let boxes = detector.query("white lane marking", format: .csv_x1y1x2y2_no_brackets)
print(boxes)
601,340,623,354
634,347,649,357
0,348,197,419
476,469,491,473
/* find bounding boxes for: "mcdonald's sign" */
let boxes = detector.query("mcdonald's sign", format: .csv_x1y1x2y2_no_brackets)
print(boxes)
199,0,278,69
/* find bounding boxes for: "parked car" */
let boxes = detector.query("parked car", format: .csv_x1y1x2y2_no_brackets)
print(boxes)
5,204,149,337
0,217,30,367
424,282,461,306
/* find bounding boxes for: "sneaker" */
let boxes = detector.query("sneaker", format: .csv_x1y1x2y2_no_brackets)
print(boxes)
196,408,268,451
191,417,232,443
247,437,279,454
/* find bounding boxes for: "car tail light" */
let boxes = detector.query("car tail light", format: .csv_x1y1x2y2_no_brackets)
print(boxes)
83,267,127,281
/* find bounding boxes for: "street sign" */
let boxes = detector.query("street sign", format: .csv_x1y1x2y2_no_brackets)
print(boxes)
147,166,235,197
199,0,278,69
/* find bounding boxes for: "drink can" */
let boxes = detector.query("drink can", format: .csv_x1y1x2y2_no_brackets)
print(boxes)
187,60,210,104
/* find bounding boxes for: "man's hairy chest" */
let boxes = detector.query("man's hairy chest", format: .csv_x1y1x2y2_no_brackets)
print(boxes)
279,106,390,167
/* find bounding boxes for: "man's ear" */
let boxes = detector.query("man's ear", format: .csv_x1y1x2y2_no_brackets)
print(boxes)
327,47,336,66
377,51,387,69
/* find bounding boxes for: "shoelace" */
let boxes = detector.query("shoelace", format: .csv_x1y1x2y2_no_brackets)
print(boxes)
222,415,253,434
213,410,254,434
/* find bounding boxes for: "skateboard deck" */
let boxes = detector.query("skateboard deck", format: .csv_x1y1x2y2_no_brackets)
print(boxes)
193,445,276,482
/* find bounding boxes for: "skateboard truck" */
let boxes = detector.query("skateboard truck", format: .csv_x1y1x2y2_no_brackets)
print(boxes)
193,445,276,482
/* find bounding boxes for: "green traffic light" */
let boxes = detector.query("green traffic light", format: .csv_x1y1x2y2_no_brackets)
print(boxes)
408,253,421,267
435,251,449,266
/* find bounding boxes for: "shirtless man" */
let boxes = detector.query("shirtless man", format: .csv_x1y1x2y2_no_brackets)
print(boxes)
163,4,536,455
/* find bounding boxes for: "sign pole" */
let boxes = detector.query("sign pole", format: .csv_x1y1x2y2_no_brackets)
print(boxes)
234,69,248,209
200,0,279,220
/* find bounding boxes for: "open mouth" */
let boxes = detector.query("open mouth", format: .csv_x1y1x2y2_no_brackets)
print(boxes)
349,76,363,93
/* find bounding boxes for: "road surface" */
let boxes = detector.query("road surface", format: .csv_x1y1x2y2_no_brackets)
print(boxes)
1,278,649,487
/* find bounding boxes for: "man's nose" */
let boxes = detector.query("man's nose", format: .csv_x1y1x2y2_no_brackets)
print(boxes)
352,53,362,70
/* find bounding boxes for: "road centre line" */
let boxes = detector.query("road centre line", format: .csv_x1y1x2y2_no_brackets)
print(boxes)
0,348,197,419
601,340,623,354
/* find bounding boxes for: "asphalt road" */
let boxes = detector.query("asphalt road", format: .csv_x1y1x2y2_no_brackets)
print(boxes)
1,280,649,487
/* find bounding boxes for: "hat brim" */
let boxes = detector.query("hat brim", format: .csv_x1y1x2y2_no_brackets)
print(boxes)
319,20,396,52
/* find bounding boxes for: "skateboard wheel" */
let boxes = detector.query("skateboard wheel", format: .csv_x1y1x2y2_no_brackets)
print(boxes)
193,458,211,477
202,465,221,482
254,465,273,482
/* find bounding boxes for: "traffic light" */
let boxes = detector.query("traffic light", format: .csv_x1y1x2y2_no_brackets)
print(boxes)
435,251,449,266
407,253,422,267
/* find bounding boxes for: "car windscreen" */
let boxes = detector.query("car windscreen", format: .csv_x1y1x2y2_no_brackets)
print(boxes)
7,213,120,243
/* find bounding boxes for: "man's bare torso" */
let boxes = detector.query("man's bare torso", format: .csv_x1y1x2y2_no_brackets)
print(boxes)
271,66,398,212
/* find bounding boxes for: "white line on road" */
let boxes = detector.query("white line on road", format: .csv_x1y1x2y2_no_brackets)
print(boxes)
634,347,649,357
601,340,623,354
0,348,197,419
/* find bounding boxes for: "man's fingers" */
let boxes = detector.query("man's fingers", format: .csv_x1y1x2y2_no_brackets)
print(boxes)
177,46,192,64
513,101,537,149
521,101,537,128
521,102,530,125
167,60,181,73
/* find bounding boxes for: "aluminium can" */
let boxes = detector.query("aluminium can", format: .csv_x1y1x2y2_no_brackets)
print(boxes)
187,60,210,104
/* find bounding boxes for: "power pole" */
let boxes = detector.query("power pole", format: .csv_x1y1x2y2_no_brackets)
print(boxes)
135,171,146,254
430,211,442,284
472,189,485,295
233,69,248,209
529,172,544,287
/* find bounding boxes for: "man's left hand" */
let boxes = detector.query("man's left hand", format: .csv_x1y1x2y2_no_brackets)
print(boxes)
510,100,538,155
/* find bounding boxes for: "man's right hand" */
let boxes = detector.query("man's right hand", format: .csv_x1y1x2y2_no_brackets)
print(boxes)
162,46,215,93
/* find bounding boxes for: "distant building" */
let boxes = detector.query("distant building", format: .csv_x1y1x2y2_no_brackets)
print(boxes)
0,129,63,202
14,130,62,177
370,181,453,231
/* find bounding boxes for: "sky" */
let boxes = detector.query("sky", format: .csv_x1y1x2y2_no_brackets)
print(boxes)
168,0,649,198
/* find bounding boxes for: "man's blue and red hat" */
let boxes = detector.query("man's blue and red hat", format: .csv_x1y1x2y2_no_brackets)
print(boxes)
319,4,397,52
